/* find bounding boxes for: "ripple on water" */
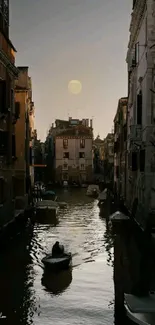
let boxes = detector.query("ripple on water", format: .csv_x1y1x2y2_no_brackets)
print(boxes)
0,191,114,325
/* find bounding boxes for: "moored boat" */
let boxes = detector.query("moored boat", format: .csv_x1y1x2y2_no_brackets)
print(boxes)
86,184,100,198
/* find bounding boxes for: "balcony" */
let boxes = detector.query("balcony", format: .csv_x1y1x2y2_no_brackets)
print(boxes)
129,125,142,142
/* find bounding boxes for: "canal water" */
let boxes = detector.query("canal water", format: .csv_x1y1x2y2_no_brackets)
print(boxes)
0,189,114,325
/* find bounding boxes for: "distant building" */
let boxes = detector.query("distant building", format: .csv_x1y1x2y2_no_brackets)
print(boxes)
93,136,104,173
114,97,127,200
34,130,46,183
45,117,93,184
102,133,114,184
54,119,93,184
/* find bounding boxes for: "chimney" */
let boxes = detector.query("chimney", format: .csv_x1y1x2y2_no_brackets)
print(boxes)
52,123,54,128
90,119,93,128
82,119,86,126
86,119,89,127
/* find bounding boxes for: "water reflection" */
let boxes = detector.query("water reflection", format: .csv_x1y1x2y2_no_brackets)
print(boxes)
0,190,114,325
0,222,35,325
103,220,114,267
35,211,59,226
41,268,72,296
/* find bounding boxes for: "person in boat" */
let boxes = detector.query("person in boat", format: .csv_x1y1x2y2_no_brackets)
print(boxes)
52,241,64,257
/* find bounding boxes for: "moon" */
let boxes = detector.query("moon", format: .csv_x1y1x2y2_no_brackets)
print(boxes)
68,80,82,95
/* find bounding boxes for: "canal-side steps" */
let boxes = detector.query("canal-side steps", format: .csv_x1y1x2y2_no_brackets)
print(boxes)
125,293,155,325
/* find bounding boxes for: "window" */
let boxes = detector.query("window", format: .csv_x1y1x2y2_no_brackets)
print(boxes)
79,152,85,158
15,101,20,119
29,147,32,165
133,0,137,9
145,17,147,45
0,177,5,204
12,134,16,157
132,152,138,171
0,79,7,114
80,139,85,148
0,131,7,155
11,89,15,114
62,173,68,181
63,152,69,159
63,163,68,170
135,42,139,64
116,166,119,178
0,0,2,12
80,164,85,170
3,0,9,22
63,139,68,149
137,91,142,125
139,149,145,172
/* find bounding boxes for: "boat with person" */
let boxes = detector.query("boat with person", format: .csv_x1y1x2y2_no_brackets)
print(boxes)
42,253,72,271
42,241,72,271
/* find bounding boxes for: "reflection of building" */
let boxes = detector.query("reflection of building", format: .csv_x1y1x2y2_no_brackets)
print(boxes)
14,67,35,205
114,97,127,200
0,224,34,323
126,1,155,227
55,118,93,184
0,0,19,225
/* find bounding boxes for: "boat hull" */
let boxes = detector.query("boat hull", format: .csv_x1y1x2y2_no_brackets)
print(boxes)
42,253,72,271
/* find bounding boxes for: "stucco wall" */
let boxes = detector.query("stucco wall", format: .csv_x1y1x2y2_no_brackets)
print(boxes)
55,137,93,182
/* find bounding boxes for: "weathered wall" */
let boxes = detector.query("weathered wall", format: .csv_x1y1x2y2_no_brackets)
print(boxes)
55,137,93,183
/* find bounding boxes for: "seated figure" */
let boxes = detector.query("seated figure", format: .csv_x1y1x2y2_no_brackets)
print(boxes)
52,241,64,257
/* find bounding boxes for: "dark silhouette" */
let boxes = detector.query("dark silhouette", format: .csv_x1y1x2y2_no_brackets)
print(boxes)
52,241,64,257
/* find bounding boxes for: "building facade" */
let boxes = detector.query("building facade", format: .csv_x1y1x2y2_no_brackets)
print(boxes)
55,121,93,184
14,67,35,204
102,133,114,185
114,97,127,200
93,136,105,174
0,0,19,225
34,130,46,184
126,0,155,227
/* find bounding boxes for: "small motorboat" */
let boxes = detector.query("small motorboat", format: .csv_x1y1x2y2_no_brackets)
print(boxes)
42,252,72,271
42,190,57,200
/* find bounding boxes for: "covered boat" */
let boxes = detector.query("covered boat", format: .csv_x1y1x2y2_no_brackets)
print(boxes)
42,253,72,271
86,184,100,198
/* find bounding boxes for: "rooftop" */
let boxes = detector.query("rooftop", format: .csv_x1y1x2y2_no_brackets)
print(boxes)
56,125,93,137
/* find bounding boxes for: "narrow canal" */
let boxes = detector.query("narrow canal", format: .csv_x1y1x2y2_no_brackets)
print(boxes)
0,189,114,325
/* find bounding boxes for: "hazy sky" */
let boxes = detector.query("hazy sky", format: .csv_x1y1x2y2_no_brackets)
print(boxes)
10,0,132,140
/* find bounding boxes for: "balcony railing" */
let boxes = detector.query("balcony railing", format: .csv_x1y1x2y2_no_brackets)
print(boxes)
129,125,142,142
